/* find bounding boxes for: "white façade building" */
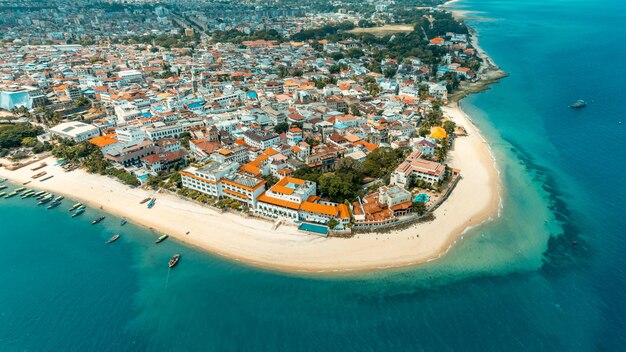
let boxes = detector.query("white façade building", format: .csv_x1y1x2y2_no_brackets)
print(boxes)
49,121,100,142
390,151,447,187
117,70,144,84
180,161,266,207
145,122,184,141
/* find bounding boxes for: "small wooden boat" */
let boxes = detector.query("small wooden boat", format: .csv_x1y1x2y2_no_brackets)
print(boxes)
168,254,181,268
569,99,587,108
120,218,127,226
15,187,26,193
72,208,86,217
38,198,52,205
92,216,106,225
47,201,62,209
147,198,156,209
139,197,151,204
5,192,18,198
22,180,31,185
0,192,6,198
53,196,64,202
33,191,45,197
39,175,54,182
31,162,47,171
0,185,7,190
107,234,120,244
21,190,35,198
31,171,47,179
69,203,83,211
155,234,168,244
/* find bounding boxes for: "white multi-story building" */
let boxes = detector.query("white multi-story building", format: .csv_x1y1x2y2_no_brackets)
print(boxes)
390,151,447,187
145,122,183,141
114,101,141,123
243,131,280,150
117,70,144,84
49,121,100,142
115,126,145,146
180,161,265,207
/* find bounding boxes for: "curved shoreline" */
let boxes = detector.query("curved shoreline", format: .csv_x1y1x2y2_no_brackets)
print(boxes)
0,99,502,274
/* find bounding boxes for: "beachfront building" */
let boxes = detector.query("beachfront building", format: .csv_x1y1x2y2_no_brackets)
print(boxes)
180,161,266,207
49,121,100,142
390,151,447,187
256,177,317,221
255,176,350,225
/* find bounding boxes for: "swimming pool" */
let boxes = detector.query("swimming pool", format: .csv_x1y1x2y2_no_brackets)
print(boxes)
414,193,429,203
298,223,329,236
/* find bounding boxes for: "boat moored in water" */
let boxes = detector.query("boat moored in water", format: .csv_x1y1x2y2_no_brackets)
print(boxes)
47,201,62,209
91,216,106,225
69,203,83,211
155,234,168,244
168,254,181,268
120,218,127,226
107,234,120,244
0,185,7,190
38,197,53,205
5,192,18,198
569,99,587,108
72,207,86,217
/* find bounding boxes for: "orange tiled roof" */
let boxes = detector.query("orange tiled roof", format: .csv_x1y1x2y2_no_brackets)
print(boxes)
257,193,300,210
300,201,338,217
89,135,118,147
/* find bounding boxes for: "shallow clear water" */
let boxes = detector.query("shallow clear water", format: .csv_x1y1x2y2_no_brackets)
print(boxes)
1,0,625,350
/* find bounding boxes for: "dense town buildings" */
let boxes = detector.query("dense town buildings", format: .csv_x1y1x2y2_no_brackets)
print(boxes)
1,0,474,233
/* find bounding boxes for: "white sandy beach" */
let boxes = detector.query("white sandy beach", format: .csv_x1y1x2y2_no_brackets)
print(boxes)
0,104,500,273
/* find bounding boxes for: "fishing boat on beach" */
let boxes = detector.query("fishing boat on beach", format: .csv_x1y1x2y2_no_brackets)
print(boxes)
15,187,26,193
168,254,181,268
147,198,156,208
39,175,54,182
155,234,168,244
22,181,31,185
72,207,86,217
31,162,47,171
107,234,120,244
31,171,47,179
69,203,83,211
139,197,151,204
92,216,105,225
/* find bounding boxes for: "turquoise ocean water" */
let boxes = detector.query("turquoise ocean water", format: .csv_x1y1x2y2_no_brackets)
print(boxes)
1,0,625,350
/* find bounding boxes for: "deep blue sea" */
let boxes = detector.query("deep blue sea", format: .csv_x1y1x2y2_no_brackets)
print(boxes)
2,0,625,350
